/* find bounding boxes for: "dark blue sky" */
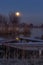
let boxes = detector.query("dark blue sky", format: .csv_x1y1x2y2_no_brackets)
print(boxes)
0,0,43,24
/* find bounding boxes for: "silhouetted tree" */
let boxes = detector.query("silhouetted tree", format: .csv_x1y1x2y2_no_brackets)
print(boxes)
41,24,43,28
9,12,19,25
0,15,4,24
9,12,20,36
29,23,33,28
41,35,43,40
23,24,31,37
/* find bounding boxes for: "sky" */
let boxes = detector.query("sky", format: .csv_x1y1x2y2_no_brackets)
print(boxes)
0,0,43,25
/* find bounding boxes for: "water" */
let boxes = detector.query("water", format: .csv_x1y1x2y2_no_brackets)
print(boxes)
31,28,43,37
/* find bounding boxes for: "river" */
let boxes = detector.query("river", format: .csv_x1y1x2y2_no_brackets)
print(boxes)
31,28,43,38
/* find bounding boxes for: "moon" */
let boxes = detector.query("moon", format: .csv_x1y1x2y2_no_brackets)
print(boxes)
15,12,21,16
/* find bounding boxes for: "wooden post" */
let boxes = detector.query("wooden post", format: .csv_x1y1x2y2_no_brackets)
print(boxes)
8,47,10,59
5,46,7,59
17,48,18,59
14,50,15,59
14,48,16,59
39,50,41,58
3,45,5,59
22,49,24,59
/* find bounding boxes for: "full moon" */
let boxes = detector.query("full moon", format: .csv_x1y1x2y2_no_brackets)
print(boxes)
15,12,21,16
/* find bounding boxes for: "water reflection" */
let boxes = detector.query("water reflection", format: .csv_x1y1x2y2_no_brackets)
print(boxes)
31,28,43,38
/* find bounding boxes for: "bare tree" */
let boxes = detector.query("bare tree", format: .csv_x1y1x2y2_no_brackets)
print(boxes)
9,12,20,36
9,12,19,25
